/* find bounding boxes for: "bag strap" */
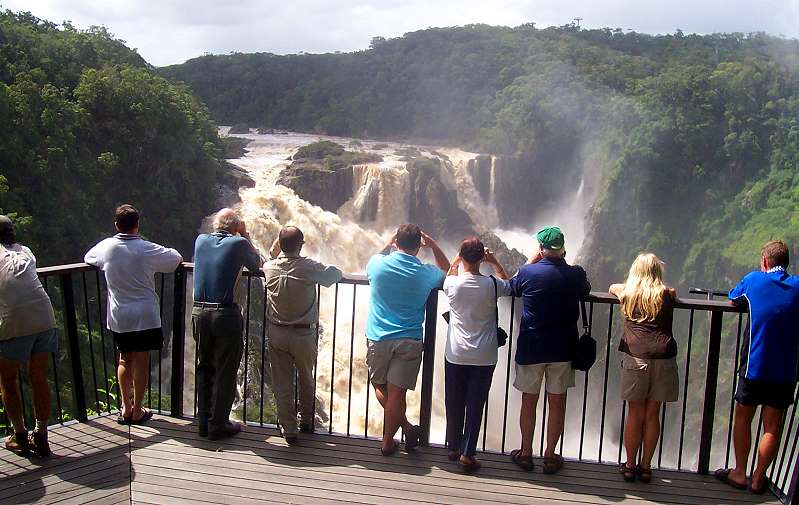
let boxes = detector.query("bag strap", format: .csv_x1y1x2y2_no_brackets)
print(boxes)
491,275,499,327
580,299,590,336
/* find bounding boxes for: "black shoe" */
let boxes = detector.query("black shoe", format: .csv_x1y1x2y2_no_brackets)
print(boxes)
404,425,422,452
198,416,208,437
284,434,299,445
208,421,241,441
299,423,314,434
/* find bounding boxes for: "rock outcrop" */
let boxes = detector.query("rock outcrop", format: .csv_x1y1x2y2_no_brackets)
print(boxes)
407,157,475,239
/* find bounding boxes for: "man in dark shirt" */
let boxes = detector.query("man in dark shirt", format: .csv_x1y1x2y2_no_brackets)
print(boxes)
192,208,263,440
715,240,799,493
508,227,590,474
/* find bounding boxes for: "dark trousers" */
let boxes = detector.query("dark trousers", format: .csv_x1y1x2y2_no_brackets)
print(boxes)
444,360,495,457
191,305,244,431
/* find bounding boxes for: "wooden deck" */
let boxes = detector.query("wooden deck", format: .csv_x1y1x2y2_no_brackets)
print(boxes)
0,414,783,504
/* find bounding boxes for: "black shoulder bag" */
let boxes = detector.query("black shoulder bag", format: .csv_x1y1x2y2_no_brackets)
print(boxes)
571,299,596,371
491,275,509,347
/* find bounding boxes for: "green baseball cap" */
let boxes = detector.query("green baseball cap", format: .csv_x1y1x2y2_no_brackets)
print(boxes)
536,226,564,250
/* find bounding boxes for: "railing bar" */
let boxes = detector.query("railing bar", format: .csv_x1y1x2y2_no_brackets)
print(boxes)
618,400,626,464
500,297,516,454
770,408,788,483
559,390,567,455
329,284,339,435
42,277,65,425
260,287,268,427
243,276,251,424
658,403,666,469
60,274,87,422
158,273,165,413
775,385,799,484
193,338,199,417
578,302,594,461
539,389,547,457
346,285,357,436
598,304,614,462
780,416,799,489
18,369,28,429
81,272,101,415
313,284,320,433
726,312,744,468
482,395,489,452
677,309,695,471
92,271,112,413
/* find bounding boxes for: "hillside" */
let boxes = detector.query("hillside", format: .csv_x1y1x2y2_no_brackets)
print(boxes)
0,11,229,264
162,24,799,289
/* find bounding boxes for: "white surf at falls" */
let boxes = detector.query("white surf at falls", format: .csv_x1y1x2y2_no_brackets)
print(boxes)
189,129,590,451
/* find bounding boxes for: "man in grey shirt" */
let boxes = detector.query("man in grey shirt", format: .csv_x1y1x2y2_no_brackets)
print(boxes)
265,226,342,444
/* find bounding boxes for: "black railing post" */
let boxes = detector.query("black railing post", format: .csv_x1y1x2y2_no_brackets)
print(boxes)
60,274,87,422
788,450,799,505
698,310,724,474
419,290,438,446
170,266,187,418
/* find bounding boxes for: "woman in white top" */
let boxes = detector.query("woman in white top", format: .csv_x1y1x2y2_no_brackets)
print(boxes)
443,237,511,471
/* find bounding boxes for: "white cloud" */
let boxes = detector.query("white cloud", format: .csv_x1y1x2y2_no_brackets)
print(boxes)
4,0,798,66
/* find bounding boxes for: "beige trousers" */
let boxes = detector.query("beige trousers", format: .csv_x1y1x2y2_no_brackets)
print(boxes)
268,325,317,434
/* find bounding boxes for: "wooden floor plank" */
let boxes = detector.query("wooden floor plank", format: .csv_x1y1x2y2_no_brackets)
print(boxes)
1,414,782,505
129,425,772,504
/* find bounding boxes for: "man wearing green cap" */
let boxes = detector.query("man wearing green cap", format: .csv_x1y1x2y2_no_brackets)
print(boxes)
508,226,590,475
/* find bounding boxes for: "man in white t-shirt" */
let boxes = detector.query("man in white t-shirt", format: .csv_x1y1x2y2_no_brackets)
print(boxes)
443,237,511,471
85,205,182,425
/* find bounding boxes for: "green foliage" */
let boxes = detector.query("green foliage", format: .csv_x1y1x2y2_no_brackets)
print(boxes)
294,140,345,160
0,10,226,264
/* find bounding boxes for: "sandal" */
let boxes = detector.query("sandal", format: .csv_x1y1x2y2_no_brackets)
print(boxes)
749,477,769,495
404,425,422,452
458,455,481,473
510,449,534,471
542,454,564,475
636,465,652,484
714,468,748,490
381,440,399,457
619,462,636,482
130,408,153,426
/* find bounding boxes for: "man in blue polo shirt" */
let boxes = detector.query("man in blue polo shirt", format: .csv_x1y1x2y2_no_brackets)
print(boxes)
366,223,449,456
509,226,590,475
715,240,799,494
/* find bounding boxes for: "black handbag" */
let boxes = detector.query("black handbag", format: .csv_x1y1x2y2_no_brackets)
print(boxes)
441,275,507,347
572,299,596,371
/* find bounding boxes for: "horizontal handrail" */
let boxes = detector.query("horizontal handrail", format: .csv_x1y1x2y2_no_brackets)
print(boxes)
38,261,743,312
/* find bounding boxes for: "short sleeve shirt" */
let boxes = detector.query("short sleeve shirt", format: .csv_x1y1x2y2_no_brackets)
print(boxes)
366,251,445,341
729,268,799,383
0,244,56,340
443,274,511,366
509,257,591,365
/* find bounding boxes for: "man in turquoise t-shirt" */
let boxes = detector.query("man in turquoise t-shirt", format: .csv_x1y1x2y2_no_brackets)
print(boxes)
366,223,449,456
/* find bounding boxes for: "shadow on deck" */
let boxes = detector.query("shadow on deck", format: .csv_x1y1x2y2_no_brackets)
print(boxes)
0,415,782,504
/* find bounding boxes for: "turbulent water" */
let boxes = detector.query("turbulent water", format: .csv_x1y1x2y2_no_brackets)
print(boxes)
204,129,592,449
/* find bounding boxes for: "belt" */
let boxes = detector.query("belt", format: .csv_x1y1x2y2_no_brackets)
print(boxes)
193,301,236,309
270,321,314,329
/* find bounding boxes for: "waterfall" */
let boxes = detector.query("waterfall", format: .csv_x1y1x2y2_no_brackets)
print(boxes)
338,162,410,232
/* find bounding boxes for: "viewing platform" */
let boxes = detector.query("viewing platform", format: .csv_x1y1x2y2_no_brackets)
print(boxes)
1,262,797,504
0,413,783,504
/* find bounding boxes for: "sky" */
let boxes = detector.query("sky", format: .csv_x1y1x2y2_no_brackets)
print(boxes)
4,0,799,67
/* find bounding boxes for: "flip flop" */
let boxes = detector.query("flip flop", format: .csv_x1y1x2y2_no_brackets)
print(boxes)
510,449,534,471
458,456,481,473
749,479,769,495
130,408,153,426
542,454,564,475
714,468,748,490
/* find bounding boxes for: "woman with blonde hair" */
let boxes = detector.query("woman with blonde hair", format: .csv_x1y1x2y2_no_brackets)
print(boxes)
609,253,679,483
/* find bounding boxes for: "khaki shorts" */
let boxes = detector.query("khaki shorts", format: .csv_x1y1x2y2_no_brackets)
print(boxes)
620,355,679,402
513,361,575,395
366,338,423,391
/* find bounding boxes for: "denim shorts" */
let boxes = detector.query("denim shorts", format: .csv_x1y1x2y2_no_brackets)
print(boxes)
0,328,58,363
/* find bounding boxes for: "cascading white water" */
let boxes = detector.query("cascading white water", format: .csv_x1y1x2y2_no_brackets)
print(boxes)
204,129,593,448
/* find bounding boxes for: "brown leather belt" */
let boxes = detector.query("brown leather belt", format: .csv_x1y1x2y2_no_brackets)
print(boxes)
270,322,314,329
193,301,236,309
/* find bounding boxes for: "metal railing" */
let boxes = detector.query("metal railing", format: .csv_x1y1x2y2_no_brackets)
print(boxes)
4,262,798,503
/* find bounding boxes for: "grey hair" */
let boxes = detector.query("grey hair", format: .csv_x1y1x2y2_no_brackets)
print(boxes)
213,208,240,233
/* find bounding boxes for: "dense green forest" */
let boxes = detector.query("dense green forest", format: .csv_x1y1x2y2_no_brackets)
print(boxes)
163,24,799,289
0,11,228,264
